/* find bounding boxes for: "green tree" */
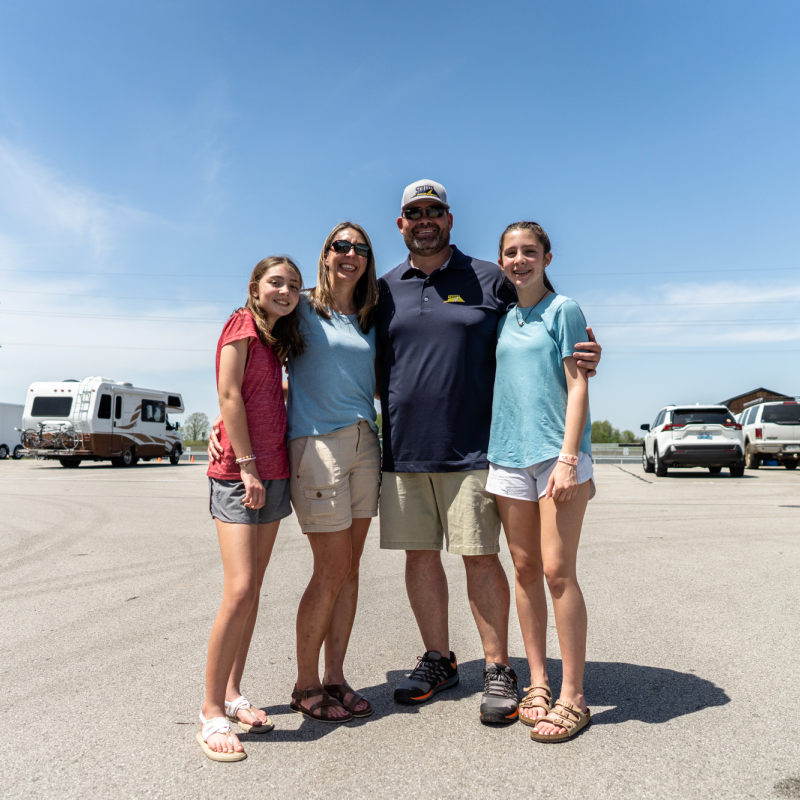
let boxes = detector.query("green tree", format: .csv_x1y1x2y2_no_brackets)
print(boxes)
183,412,210,442
591,420,642,444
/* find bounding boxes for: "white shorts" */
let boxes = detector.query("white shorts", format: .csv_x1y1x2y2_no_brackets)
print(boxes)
486,453,596,502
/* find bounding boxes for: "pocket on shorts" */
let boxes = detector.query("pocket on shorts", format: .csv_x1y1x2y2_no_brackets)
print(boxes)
302,485,339,521
295,435,340,486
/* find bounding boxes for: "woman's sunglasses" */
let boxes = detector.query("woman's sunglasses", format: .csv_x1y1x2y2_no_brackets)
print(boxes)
402,205,448,221
330,240,371,258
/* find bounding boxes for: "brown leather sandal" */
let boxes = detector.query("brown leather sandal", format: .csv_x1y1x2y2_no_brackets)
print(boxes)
518,684,553,728
289,687,353,724
530,698,591,742
323,682,373,718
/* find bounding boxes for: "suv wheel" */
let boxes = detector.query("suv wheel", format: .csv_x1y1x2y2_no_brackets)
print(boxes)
730,461,745,478
642,448,655,474
654,446,668,477
744,442,760,469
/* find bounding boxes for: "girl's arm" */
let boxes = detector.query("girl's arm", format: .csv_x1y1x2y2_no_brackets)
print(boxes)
545,356,589,502
218,339,265,510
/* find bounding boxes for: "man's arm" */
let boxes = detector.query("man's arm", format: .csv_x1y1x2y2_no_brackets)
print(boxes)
573,326,602,378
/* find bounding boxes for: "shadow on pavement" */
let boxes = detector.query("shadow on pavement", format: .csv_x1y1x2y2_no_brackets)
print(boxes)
243,657,728,743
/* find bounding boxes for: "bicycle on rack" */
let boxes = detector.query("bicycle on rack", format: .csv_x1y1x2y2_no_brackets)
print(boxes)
20,422,79,452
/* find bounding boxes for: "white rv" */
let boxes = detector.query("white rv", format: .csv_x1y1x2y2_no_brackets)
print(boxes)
0,402,25,459
21,377,184,468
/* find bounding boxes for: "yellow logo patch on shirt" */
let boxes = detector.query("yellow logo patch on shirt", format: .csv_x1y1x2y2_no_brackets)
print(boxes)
444,295,465,303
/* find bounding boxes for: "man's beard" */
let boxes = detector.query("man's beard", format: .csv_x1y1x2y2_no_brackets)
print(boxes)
403,224,450,257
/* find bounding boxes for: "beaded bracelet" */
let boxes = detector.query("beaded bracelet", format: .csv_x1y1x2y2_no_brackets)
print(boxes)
235,454,256,464
558,453,578,467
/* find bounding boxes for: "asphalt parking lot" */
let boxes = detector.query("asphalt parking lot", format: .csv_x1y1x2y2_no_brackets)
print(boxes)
2,460,799,800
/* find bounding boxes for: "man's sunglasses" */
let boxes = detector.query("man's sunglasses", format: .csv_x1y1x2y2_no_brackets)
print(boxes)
330,240,371,258
402,205,448,221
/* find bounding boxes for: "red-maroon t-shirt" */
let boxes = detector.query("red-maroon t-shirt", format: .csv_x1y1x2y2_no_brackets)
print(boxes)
206,311,290,481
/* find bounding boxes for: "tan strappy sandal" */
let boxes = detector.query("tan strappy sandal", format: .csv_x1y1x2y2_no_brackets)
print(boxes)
290,686,353,724
530,698,591,742
518,684,552,728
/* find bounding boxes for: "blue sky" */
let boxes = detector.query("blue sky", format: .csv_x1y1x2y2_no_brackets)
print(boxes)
1,0,799,432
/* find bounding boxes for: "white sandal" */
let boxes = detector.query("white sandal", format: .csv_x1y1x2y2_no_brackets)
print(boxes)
225,695,274,733
196,712,247,762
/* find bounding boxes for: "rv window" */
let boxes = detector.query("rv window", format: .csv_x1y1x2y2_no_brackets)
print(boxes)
97,394,112,419
31,396,73,417
142,399,166,423
115,396,122,419
167,395,181,408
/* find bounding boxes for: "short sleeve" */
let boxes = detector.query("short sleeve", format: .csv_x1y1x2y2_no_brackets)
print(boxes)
552,298,588,359
219,311,258,348
496,276,518,312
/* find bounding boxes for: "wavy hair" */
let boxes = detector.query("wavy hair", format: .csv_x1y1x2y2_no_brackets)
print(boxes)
309,221,379,333
498,221,555,293
237,256,305,362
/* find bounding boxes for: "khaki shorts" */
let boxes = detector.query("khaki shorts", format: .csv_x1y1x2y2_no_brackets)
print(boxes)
289,421,381,534
379,470,501,556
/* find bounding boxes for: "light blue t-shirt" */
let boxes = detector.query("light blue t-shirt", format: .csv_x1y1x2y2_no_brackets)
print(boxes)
286,294,378,441
488,293,592,468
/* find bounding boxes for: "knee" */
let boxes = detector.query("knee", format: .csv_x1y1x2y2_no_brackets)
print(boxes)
224,582,258,616
463,553,502,575
314,557,351,590
513,557,543,586
543,564,574,599
405,549,441,570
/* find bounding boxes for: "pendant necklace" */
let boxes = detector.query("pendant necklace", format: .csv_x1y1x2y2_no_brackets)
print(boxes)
516,289,551,327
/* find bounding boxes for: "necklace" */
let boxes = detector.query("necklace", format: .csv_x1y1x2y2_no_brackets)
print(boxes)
516,290,551,326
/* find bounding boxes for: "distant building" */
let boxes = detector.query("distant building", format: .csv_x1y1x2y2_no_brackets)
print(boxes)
719,387,794,415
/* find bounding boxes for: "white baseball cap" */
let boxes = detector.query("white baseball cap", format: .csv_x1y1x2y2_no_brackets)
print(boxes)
401,179,450,210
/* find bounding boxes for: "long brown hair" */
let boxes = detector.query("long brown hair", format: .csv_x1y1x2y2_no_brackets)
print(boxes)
309,221,379,333
239,256,305,362
498,221,556,292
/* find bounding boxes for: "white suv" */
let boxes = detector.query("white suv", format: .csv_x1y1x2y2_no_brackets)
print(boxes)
740,400,800,470
641,405,744,477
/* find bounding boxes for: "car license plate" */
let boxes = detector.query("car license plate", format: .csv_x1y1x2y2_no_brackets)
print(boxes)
786,444,800,451
697,434,712,440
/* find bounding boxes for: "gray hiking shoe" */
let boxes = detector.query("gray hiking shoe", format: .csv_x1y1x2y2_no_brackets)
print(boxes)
394,650,459,705
479,663,519,724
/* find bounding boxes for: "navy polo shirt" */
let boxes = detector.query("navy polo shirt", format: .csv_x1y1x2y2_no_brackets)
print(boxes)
376,245,516,473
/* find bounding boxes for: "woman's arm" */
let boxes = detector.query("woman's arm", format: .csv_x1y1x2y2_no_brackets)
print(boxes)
545,355,589,502
217,339,265,510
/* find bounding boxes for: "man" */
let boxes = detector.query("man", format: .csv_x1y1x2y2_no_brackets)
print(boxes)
376,179,601,724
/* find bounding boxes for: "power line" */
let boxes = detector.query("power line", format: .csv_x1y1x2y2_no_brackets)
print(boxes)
0,342,208,352
4,287,800,307
0,309,224,323
0,266,798,278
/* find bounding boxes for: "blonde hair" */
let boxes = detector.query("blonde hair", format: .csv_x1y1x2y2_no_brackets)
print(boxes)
239,256,305,362
309,221,379,333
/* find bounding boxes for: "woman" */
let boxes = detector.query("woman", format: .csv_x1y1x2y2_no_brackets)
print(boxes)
210,222,381,722
485,221,595,742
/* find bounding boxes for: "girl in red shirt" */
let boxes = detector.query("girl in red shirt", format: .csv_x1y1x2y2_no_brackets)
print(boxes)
198,256,304,762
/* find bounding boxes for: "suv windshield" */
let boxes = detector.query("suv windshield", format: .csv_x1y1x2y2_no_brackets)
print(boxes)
762,404,800,424
672,409,735,426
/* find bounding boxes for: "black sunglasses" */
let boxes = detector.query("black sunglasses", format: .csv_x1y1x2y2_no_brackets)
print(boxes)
330,240,370,258
402,205,448,221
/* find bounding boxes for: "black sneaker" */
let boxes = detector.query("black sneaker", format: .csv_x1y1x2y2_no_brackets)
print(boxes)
394,650,459,705
479,663,519,724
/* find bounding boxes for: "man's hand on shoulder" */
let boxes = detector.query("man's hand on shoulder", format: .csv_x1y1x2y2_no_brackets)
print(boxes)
573,326,602,378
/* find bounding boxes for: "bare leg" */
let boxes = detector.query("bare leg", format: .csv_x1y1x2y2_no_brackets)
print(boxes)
201,520,259,754
295,529,353,719
225,519,279,727
497,496,549,723
535,482,591,736
322,518,371,713
405,549,450,656
462,554,510,665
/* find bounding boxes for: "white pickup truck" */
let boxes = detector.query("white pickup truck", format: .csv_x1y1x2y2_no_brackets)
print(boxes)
741,399,800,470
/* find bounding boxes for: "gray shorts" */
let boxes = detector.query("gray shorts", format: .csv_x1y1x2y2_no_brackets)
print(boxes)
208,477,292,525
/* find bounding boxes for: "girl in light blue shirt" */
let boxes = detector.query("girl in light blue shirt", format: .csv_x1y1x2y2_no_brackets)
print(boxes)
485,221,594,743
